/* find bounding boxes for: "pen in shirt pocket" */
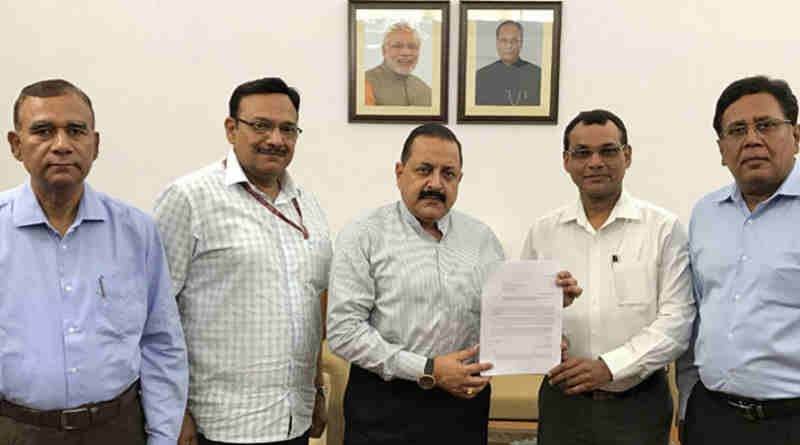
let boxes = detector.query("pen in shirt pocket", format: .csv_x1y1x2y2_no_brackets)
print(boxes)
98,274,107,298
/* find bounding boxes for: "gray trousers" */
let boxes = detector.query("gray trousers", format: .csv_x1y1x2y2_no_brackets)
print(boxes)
537,371,673,445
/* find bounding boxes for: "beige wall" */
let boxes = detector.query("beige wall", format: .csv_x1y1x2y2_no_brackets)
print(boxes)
2,0,799,257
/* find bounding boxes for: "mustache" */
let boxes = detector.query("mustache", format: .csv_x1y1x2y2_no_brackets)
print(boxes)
418,189,446,203
255,146,288,157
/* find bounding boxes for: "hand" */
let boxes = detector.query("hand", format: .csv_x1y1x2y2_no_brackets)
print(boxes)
433,344,493,399
547,357,612,394
560,336,570,362
178,411,198,445
309,387,328,438
556,271,582,307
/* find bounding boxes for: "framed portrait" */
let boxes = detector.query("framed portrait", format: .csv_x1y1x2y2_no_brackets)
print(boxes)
348,0,450,123
457,1,562,124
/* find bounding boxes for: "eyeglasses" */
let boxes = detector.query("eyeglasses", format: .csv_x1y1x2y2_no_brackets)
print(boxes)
720,118,793,141
235,117,302,139
498,38,521,46
567,144,627,161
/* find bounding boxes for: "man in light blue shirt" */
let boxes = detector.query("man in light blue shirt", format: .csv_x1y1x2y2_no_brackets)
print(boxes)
678,75,800,445
0,79,188,445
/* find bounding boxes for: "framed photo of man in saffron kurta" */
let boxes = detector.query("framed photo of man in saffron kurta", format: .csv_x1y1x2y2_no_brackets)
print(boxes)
457,1,562,124
348,0,450,123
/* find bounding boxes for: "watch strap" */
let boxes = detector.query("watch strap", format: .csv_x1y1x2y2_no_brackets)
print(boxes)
424,357,435,376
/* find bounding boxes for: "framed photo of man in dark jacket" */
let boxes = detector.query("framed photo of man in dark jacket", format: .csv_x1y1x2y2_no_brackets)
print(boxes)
457,1,562,124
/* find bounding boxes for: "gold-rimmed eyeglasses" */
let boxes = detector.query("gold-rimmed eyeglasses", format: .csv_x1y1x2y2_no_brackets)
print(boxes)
720,118,792,141
567,144,627,161
235,117,302,139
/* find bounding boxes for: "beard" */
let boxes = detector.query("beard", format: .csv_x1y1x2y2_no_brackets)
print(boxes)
386,58,418,76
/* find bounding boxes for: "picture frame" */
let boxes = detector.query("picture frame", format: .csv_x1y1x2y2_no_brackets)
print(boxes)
457,1,562,124
348,0,450,123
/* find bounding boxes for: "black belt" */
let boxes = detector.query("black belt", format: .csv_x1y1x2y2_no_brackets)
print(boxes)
704,386,800,421
0,381,139,431
582,368,666,401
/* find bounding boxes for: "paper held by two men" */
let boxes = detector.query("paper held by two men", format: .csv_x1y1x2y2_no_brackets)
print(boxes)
479,260,562,376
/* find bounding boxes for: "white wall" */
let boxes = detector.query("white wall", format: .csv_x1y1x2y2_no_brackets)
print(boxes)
2,0,799,257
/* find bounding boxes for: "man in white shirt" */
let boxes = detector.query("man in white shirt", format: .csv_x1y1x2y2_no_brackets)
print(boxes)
154,77,332,445
521,109,696,445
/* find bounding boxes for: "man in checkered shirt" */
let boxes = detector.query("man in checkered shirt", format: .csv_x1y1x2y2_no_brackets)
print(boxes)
154,77,332,445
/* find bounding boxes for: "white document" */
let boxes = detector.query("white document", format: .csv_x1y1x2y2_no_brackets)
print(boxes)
479,260,562,375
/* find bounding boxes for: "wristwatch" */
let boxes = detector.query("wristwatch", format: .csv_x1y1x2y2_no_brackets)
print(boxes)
417,357,436,390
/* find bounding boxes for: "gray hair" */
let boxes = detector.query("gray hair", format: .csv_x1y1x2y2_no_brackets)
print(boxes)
496,20,524,40
382,22,421,47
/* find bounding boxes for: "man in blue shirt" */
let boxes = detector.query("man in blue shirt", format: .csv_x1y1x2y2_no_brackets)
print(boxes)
0,79,188,445
678,75,800,444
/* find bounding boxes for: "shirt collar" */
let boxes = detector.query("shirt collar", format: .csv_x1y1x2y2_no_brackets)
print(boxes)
398,200,452,238
780,159,800,196
224,150,299,202
558,190,641,229
716,158,800,204
224,150,250,186
13,181,106,228
494,58,527,68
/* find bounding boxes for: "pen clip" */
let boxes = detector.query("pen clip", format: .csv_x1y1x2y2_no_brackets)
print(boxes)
98,275,106,298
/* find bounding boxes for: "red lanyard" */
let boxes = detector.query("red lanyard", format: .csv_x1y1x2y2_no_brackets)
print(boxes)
239,183,309,240
223,159,309,239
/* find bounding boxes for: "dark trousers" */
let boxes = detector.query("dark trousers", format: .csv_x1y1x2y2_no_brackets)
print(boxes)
198,429,309,445
537,371,672,445
343,365,490,445
683,382,800,445
0,395,146,445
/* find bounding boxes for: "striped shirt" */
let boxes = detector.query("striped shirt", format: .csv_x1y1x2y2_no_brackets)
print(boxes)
153,151,332,442
327,201,505,381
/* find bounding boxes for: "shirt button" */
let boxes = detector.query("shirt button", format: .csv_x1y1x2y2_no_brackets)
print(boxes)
746,220,753,224
728,333,734,340
64,285,72,292
61,244,68,250
70,367,78,374
741,255,748,261
734,294,740,301
68,327,76,333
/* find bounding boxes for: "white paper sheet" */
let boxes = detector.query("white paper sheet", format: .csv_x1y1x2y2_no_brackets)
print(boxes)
479,260,562,375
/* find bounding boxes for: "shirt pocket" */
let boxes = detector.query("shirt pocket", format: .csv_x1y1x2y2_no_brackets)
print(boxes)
763,249,800,308
96,271,148,339
612,260,655,306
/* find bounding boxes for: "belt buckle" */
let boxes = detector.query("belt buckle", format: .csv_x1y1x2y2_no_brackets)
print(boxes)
60,407,91,431
726,399,766,421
